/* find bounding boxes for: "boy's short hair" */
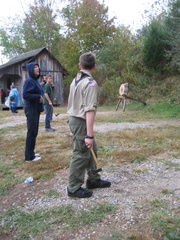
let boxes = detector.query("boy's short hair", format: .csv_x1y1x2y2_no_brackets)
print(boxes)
46,74,52,79
79,52,96,70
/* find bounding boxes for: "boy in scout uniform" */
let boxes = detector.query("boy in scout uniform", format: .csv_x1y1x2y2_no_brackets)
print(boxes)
67,52,111,198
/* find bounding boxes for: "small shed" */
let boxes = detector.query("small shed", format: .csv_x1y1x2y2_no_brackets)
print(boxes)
0,47,68,107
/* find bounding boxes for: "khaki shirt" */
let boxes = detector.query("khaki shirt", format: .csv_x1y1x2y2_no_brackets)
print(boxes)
67,70,98,119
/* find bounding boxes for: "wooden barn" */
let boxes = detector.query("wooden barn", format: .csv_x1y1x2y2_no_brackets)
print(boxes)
0,47,68,107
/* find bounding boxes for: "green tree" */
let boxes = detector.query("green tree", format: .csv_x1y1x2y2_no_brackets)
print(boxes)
164,0,180,72
142,20,168,71
98,25,133,79
97,25,150,104
0,17,25,58
0,0,62,59
60,0,117,100
23,0,62,55
61,0,116,54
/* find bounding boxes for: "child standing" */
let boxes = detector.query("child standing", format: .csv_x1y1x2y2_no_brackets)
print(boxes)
43,75,55,132
67,52,111,198
8,84,20,113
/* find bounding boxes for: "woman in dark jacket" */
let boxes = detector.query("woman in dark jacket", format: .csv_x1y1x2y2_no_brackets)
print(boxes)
23,62,44,161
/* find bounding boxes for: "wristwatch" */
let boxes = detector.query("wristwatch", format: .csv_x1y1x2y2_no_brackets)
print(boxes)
85,135,94,139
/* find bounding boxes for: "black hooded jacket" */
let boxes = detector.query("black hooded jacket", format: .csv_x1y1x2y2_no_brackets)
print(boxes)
23,62,44,112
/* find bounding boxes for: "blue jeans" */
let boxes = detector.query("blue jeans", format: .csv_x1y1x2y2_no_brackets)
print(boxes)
44,104,53,128
10,106,17,113
25,107,40,160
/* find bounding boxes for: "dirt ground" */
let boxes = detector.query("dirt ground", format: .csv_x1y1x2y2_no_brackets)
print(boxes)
1,158,180,240
0,114,180,240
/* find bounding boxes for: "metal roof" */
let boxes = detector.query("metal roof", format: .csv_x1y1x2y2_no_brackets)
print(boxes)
0,47,69,76
0,47,45,69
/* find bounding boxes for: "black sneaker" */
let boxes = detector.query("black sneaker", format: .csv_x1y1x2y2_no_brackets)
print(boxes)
67,187,93,198
86,179,111,189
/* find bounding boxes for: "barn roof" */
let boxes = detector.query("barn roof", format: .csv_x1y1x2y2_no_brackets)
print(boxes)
0,47,68,76
0,47,45,69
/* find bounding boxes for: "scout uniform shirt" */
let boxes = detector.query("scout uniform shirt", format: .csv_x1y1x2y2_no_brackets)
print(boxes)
67,70,98,119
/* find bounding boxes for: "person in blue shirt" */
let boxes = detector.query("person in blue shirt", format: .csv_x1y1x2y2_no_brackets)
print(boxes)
8,84,20,113
23,62,44,162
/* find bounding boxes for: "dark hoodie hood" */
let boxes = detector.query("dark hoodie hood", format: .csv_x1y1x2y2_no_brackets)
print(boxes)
26,62,40,80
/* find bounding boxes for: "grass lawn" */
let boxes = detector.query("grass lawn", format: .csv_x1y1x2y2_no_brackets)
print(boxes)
0,101,179,240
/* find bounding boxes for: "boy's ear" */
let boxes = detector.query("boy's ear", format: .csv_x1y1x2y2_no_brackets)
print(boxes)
92,64,96,70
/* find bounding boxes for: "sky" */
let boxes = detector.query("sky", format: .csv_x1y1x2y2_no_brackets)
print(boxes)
104,0,156,30
0,0,157,64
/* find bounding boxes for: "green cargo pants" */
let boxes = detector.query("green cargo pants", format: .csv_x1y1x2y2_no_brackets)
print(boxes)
68,116,100,193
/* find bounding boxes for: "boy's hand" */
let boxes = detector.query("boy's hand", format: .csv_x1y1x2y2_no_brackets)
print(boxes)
85,137,94,148
39,96,43,103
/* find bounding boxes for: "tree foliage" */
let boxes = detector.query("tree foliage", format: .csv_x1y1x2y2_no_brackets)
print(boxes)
97,26,149,104
98,26,133,78
0,18,25,58
0,0,62,58
142,20,168,71
22,0,61,54
62,0,116,53
164,0,180,71
141,0,179,74
0,0,179,104
60,0,117,84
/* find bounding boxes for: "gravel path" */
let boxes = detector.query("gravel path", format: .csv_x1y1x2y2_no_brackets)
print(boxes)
21,159,180,214
1,112,180,239
0,113,179,131
1,158,179,239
